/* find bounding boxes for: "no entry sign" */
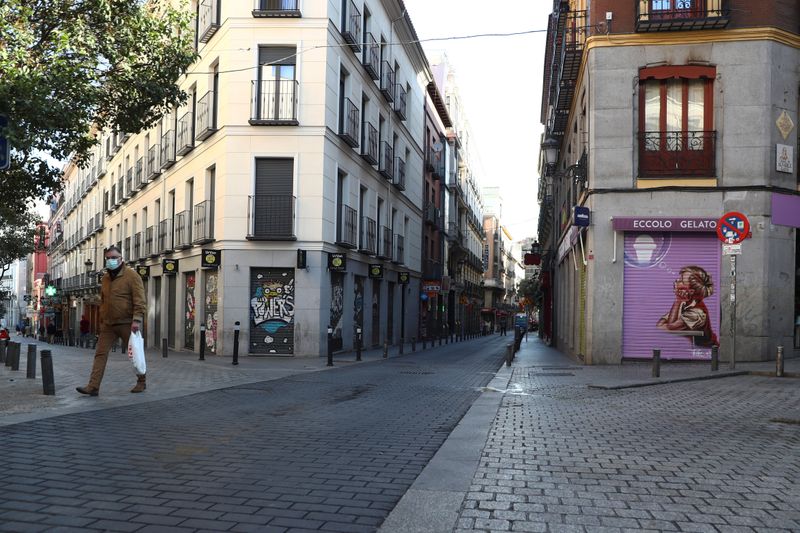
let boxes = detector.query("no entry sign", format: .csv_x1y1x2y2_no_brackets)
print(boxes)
717,211,750,244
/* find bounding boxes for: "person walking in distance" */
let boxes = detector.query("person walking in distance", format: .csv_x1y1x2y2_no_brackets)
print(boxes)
76,246,147,396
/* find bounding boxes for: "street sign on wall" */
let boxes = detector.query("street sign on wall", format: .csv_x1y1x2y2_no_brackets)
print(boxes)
716,212,750,244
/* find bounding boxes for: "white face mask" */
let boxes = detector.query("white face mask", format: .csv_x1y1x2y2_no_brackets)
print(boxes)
105,258,121,270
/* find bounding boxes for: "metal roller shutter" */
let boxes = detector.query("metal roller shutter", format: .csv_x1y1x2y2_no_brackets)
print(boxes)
622,232,720,360
259,46,296,66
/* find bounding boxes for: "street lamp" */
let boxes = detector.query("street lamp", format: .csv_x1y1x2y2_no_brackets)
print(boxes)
541,136,560,166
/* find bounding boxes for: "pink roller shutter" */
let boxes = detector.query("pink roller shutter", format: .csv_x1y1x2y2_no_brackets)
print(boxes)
622,233,720,360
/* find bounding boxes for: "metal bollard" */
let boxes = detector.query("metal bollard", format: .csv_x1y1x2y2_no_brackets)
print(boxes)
9,342,20,371
162,338,168,358
383,340,388,359
506,343,513,367
439,332,442,346
422,337,426,350
411,336,416,352
233,321,240,365
199,325,206,361
0,340,6,364
26,344,37,379
399,336,404,355
40,350,55,396
711,345,719,372
326,326,334,366
652,349,661,378
776,345,784,378
356,328,362,361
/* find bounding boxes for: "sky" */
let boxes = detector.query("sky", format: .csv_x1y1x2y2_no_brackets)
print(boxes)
403,0,552,244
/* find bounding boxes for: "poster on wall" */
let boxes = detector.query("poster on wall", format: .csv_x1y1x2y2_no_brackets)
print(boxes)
204,271,218,354
250,268,295,355
184,272,196,350
622,233,720,360
330,272,344,351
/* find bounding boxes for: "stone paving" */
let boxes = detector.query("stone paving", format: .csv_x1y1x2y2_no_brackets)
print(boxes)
452,342,800,533
0,335,507,532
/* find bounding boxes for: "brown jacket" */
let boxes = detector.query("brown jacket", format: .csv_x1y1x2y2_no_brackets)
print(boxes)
100,265,146,326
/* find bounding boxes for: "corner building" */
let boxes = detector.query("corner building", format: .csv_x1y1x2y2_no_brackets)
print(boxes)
538,0,799,363
56,0,429,356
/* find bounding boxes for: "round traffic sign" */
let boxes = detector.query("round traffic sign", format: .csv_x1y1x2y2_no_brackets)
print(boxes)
716,211,750,244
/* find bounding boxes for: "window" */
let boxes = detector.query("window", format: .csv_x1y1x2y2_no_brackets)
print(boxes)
248,159,295,239
650,0,698,17
638,65,715,178
251,46,298,125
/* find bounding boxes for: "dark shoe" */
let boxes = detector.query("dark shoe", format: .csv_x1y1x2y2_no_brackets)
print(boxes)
76,386,99,396
130,374,146,393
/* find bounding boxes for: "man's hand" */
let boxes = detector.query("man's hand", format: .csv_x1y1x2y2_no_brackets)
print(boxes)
131,320,141,333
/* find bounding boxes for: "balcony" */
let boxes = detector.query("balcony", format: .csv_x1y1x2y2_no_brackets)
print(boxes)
336,205,358,248
379,141,393,180
423,259,443,280
247,194,296,240
378,226,392,259
174,210,192,249
193,200,214,244
198,0,220,43
636,0,730,32
145,226,156,257
394,84,407,120
363,33,380,80
133,233,142,261
124,169,132,199
546,9,587,138
176,112,194,156
196,90,217,141
124,237,131,261
147,144,161,180
250,79,298,126
96,157,106,178
252,0,301,17
393,156,405,191
134,157,144,191
160,130,176,169
117,177,125,204
638,131,716,178
341,0,361,53
424,202,438,226
359,216,377,255
338,97,359,148
361,123,378,165
380,61,395,102
426,146,445,179
158,219,174,254
393,234,404,264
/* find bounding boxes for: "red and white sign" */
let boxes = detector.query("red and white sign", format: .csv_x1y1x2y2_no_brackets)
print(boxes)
716,212,750,244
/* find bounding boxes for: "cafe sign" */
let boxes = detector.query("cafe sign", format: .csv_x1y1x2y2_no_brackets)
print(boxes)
612,217,718,232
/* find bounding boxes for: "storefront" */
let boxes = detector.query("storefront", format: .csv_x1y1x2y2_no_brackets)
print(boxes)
613,217,720,360
771,193,800,349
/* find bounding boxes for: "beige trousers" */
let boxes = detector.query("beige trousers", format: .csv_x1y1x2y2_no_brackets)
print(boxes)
88,323,137,389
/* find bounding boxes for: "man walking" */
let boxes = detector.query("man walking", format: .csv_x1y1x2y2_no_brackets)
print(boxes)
76,246,146,396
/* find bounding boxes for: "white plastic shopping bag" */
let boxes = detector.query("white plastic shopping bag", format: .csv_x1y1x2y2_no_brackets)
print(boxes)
127,331,147,375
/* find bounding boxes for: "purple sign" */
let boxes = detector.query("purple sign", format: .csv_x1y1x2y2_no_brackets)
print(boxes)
622,233,720,361
772,193,800,228
613,217,717,232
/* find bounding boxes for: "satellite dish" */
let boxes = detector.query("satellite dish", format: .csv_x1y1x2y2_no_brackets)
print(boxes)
432,140,443,153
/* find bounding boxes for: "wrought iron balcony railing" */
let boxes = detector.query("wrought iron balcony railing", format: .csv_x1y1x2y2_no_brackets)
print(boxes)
341,0,361,52
379,141,393,180
423,259,443,280
247,194,296,240
250,79,299,125
193,200,214,244
337,205,358,248
638,130,716,178
394,84,407,120
134,157,144,190
252,0,301,17
161,130,176,169
158,218,174,254
174,210,192,249
380,61,395,102
636,0,730,32
393,156,406,191
393,234,404,264
124,169,132,199
176,111,195,156
359,216,377,255
363,33,380,80
196,90,217,141
361,123,378,165
378,226,392,259
147,144,161,180
145,226,156,257
133,232,142,260
198,0,220,43
339,97,359,148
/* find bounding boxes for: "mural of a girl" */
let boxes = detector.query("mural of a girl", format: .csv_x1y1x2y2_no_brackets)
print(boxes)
656,265,719,348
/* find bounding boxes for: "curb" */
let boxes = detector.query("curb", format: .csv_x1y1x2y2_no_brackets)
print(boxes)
588,370,750,390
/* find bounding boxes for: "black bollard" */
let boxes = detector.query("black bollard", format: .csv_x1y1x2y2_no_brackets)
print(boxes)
356,328,362,361
162,338,168,358
506,343,513,367
9,342,20,371
199,325,206,361
777,345,784,378
399,336,404,355
26,344,37,379
383,340,388,359
711,345,719,372
0,339,6,364
40,350,55,396
411,336,416,352
652,349,661,378
439,332,442,346
233,321,240,365
326,326,333,367
422,336,426,350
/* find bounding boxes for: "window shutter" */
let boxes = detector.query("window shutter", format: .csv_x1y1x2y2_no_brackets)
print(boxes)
255,158,293,195
259,46,297,66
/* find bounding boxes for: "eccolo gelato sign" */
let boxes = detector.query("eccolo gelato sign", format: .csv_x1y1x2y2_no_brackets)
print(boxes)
612,217,717,232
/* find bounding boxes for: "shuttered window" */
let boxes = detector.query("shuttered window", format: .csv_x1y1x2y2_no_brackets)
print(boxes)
252,158,294,238
259,46,296,66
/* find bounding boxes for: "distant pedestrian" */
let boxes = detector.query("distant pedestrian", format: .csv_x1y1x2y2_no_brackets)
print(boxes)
46,322,56,343
79,314,90,346
500,322,507,336
76,246,147,397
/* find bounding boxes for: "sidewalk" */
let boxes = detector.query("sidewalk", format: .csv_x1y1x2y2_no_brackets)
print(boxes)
380,335,800,532
0,334,444,427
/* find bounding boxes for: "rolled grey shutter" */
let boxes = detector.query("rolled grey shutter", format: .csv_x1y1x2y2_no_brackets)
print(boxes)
255,158,293,195
253,158,294,237
259,46,297,66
